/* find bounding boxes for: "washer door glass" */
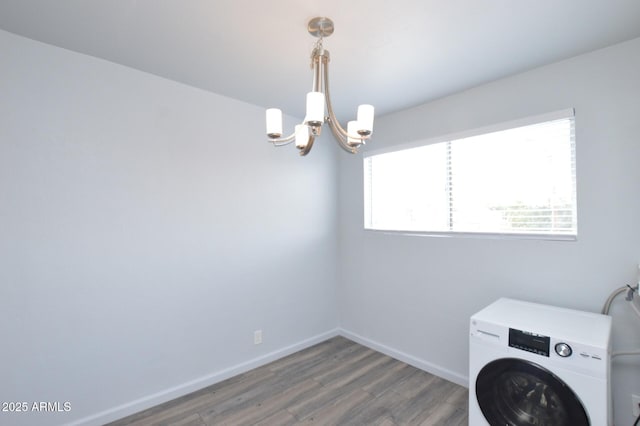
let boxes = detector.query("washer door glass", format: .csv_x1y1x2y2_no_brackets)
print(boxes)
476,358,589,426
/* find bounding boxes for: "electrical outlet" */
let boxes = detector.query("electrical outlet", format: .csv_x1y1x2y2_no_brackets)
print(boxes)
633,394,640,417
254,330,262,345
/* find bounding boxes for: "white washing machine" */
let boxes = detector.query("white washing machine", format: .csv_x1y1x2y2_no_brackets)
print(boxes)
469,298,612,426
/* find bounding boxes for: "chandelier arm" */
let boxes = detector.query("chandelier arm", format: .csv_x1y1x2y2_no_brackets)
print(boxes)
268,132,296,146
327,118,357,153
322,56,368,145
321,56,348,139
312,49,321,92
299,134,315,156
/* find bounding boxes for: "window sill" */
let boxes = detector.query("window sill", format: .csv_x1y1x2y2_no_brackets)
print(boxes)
363,228,577,242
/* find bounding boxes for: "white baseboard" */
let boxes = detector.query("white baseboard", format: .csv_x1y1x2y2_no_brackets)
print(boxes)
338,328,469,388
69,327,468,425
68,328,339,426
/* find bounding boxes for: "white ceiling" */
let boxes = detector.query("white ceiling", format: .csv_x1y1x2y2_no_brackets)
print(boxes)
1,0,640,119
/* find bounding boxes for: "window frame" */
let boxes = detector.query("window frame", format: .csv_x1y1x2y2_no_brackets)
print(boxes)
363,108,577,241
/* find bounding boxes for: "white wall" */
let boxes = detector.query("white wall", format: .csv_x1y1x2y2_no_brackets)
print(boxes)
0,30,338,426
338,37,640,424
3,26,639,426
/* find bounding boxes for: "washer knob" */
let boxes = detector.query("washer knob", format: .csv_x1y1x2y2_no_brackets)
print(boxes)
555,342,572,357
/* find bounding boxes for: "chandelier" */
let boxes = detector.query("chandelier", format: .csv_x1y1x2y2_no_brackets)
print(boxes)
265,17,374,156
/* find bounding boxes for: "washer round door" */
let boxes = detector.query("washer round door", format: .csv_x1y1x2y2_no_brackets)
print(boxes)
475,358,589,426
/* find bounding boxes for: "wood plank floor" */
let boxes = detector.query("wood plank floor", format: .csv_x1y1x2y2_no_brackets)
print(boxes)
107,336,468,425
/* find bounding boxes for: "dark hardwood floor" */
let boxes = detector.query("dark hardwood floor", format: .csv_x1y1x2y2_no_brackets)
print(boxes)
107,336,468,425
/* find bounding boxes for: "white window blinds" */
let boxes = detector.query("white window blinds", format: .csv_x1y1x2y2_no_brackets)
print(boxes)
364,109,577,238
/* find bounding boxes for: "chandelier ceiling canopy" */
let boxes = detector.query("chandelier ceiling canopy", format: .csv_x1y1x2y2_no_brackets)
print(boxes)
265,17,374,156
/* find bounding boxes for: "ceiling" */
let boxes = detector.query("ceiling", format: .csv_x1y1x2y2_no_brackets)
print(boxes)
1,0,639,120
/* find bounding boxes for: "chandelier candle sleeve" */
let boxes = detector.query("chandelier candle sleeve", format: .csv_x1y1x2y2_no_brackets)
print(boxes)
347,121,359,146
266,108,283,138
305,92,325,126
295,125,308,149
357,105,374,135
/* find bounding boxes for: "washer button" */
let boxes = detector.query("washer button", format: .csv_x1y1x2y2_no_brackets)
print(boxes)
555,342,573,357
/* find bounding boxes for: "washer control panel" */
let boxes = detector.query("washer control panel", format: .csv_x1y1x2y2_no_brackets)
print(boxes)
508,328,550,357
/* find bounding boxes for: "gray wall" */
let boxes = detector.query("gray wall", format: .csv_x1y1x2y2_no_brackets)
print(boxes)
0,30,338,425
338,37,640,424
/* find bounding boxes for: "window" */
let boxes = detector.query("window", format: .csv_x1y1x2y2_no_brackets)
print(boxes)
364,109,576,239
